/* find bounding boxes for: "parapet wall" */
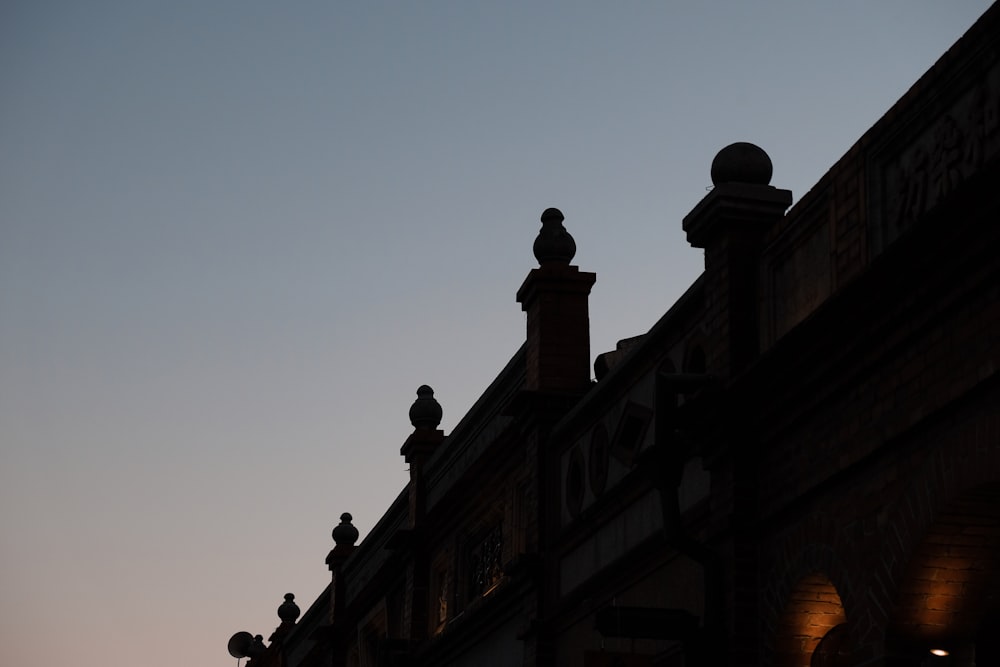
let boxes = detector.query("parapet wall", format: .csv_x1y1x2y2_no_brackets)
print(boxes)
760,4,1000,349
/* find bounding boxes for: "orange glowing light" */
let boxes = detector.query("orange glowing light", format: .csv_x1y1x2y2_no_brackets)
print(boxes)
929,648,950,657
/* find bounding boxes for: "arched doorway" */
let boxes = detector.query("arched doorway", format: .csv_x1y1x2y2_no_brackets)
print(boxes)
885,483,1000,666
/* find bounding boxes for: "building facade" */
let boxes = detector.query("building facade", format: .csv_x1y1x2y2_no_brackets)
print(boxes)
232,5,1000,666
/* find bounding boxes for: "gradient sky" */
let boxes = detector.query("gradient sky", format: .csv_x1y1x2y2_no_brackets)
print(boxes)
0,2,992,665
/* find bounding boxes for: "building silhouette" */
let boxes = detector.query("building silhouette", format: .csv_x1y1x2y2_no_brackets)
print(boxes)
230,5,1000,666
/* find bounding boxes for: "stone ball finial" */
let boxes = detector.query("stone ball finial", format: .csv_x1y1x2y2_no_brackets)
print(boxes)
332,512,359,547
532,207,576,265
278,593,300,623
710,142,773,185
408,384,443,429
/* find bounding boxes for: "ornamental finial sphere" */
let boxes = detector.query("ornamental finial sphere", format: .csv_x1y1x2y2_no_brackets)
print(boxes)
409,385,443,429
332,512,359,547
278,593,300,623
710,142,773,185
532,207,576,265
541,207,563,223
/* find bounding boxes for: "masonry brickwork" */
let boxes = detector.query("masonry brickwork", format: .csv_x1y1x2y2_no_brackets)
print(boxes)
233,5,1000,667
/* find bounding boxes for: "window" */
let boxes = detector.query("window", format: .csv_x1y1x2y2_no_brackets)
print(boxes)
467,523,503,599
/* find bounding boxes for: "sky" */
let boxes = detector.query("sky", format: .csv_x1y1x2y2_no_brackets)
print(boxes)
0,2,993,665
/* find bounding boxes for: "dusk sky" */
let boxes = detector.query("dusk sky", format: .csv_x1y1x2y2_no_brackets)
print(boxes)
0,2,992,665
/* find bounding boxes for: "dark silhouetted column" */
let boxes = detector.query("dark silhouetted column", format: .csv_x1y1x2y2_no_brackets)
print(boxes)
516,208,596,392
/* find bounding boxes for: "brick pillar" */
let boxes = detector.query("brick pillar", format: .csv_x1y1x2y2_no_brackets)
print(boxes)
326,513,359,624
401,385,445,528
399,385,444,642
682,144,791,666
682,143,792,377
516,208,596,392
